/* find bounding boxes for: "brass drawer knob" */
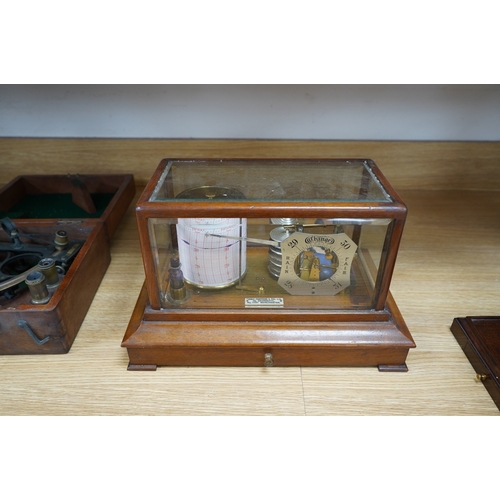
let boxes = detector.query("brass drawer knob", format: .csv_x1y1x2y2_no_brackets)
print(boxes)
264,353,274,367
476,373,489,382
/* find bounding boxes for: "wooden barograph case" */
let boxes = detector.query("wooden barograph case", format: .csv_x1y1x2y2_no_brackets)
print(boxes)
0,174,135,354
123,159,415,371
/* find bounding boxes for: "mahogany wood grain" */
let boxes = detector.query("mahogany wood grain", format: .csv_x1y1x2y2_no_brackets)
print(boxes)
1,138,500,190
0,140,499,414
450,317,500,410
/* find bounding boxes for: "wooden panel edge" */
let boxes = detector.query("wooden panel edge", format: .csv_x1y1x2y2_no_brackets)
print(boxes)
1,138,499,191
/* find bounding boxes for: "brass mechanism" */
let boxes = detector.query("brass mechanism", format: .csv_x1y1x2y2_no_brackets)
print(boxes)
166,257,189,304
54,230,69,250
25,271,50,304
236,285,265,295
38,257,60,288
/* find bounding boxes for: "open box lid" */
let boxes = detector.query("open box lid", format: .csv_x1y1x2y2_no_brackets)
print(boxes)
0,174,135,240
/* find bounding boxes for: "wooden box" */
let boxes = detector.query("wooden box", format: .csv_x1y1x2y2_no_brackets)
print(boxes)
122,159,415,371
0,174,135,354
450,316,500,411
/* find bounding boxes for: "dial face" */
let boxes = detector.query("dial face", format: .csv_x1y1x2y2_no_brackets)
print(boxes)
278,232,357,296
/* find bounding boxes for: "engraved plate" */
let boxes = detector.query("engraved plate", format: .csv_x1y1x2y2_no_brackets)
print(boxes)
245,298,284,308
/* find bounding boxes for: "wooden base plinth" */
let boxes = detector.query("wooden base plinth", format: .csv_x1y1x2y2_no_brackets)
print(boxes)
122,283,415,372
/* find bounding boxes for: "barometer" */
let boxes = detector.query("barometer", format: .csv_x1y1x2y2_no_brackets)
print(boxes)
277,230,357,296
122,159,415,371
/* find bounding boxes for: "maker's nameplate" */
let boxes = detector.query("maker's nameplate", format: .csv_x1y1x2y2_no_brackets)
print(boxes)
245,298,284,308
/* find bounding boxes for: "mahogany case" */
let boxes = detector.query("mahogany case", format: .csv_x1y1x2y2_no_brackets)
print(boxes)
0,174,135,354
122,158,415,371
450,316,500,411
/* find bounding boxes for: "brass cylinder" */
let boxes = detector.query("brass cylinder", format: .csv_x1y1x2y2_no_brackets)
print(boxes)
38,258,60,288
169,287,187,301
54,230,69,249
166,257,189,303
25,271,50,304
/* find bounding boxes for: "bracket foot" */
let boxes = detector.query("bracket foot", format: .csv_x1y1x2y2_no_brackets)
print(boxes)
127,363,157,371
378,364,408,372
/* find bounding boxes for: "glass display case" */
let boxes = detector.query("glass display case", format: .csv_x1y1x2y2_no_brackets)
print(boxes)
122,159,415,371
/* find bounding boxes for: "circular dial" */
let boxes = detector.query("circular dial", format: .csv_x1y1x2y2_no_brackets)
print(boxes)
278,232,357,296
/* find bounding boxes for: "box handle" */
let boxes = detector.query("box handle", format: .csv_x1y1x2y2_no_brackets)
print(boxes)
17,320,50,346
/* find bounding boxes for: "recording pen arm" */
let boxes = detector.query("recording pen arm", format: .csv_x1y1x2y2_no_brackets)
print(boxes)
205,233,280,247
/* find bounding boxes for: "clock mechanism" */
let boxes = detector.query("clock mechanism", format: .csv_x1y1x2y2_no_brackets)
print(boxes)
196,217,358,298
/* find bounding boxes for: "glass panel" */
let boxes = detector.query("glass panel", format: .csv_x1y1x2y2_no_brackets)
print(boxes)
149,160,392,203
147,216,391,311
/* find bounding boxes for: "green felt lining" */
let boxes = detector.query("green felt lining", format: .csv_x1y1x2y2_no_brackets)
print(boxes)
0,193,115,219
